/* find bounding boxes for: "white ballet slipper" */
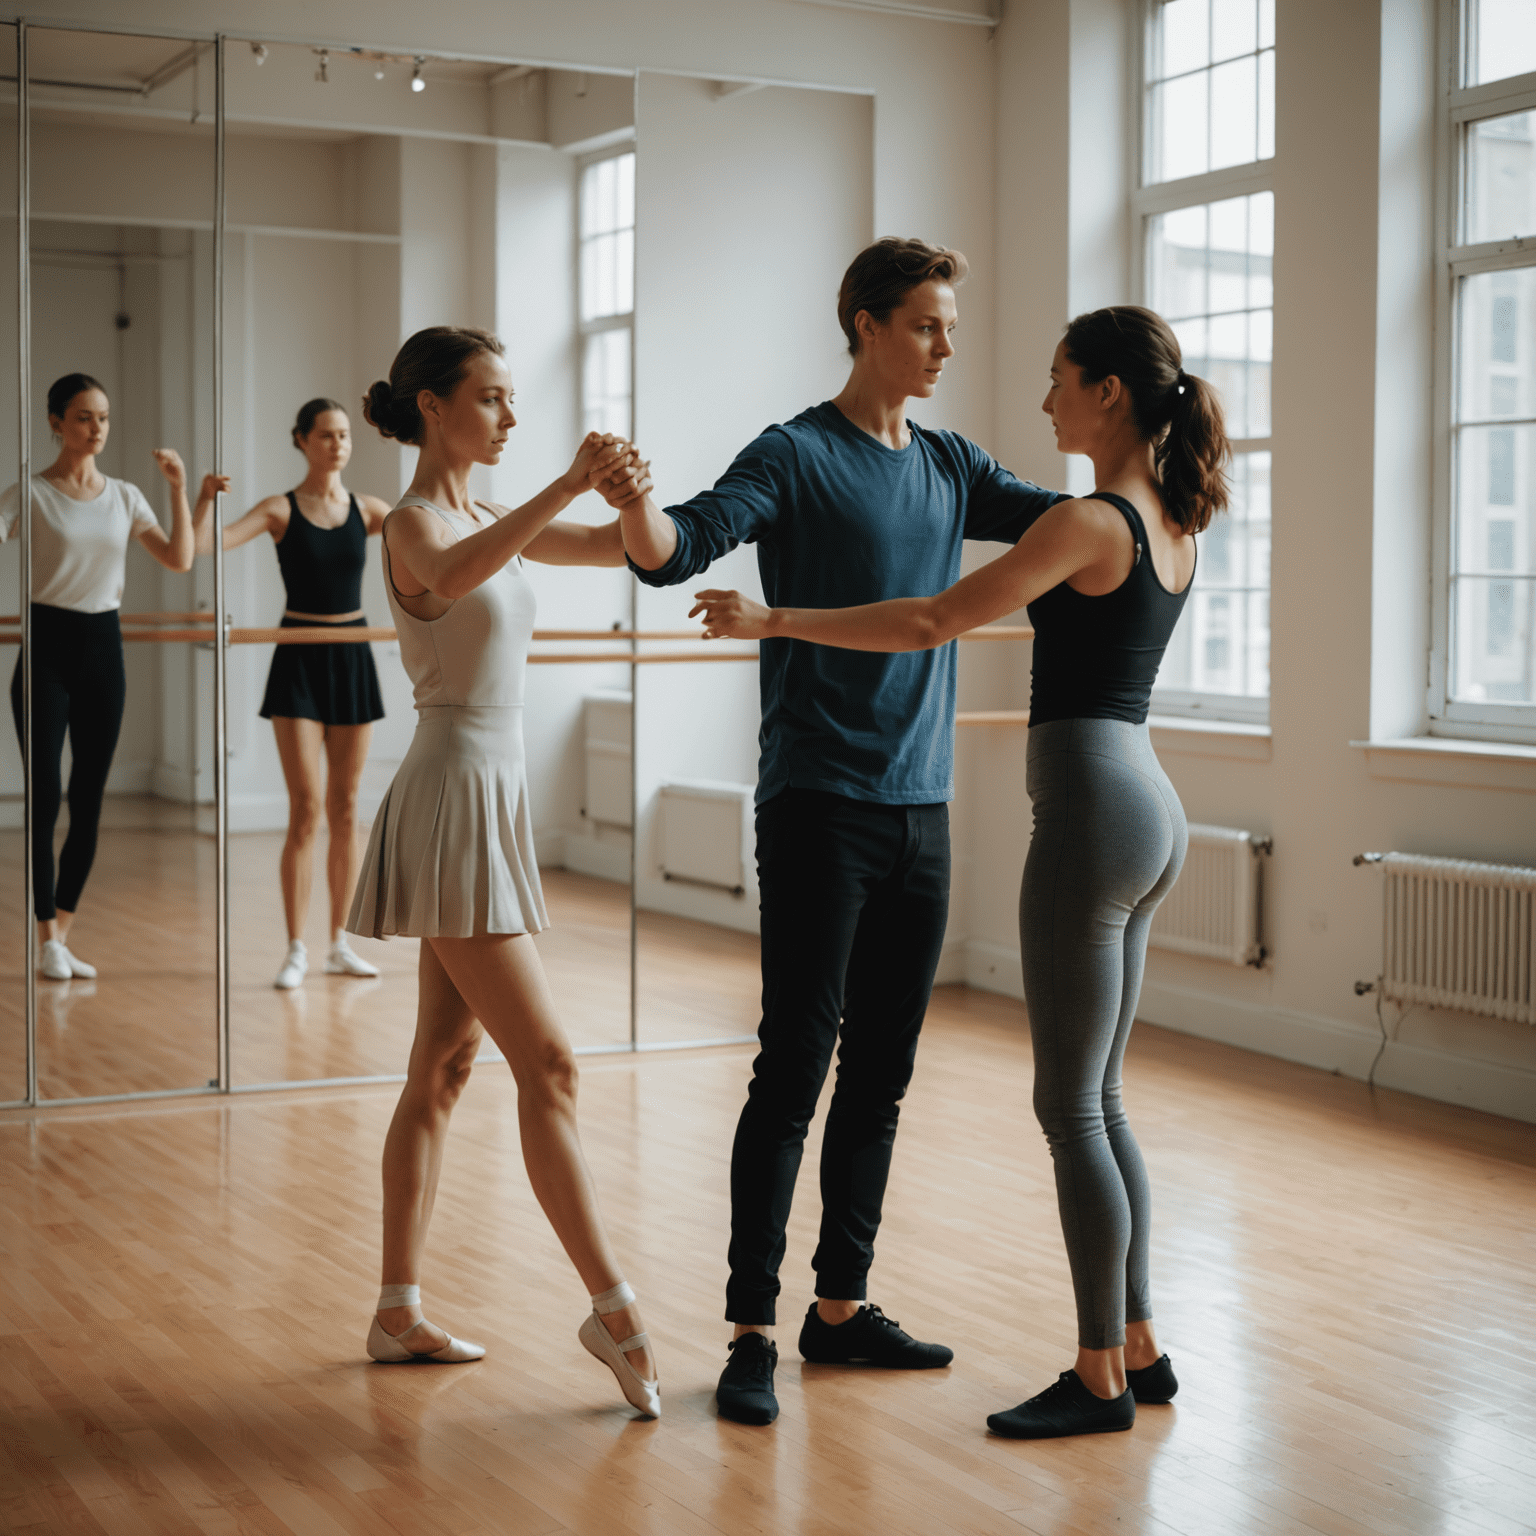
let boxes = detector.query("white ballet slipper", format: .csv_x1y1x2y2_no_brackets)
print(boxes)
579,1281,660,1419
366,1285,484,1364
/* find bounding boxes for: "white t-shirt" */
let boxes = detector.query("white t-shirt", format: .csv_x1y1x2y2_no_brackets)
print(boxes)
0,474,161,613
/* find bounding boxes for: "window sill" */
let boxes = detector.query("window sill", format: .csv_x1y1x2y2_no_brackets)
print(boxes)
1350,737,1536,794
1147,713,1273,762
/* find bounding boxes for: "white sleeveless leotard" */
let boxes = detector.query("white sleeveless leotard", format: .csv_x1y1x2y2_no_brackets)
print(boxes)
347,494,548,938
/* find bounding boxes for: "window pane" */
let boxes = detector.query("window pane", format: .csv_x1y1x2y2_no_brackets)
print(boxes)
583,328,632,438
1156,451,1271,697
1159,0,1210,78
1456,267,1536,422
1146,1,1273,184
1209,56,1258,170
1147,191,1274,437
1452,421,1536,701
1210,0,1257,64
1151,70,1209,183
1452,577,1534,700
1465,111,1536,245
1467,0,1536,88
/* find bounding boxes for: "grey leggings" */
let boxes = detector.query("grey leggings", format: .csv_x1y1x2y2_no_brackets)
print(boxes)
1019,717,1188,1350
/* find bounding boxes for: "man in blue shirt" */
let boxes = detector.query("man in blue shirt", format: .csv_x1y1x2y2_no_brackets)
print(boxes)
595,238,1066,1427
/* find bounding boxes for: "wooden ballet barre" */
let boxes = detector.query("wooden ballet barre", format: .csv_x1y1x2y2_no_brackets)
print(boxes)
955,709,1031,726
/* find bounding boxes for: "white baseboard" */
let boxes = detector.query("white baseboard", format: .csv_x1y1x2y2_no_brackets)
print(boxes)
960,941,1536,1125
933,933,970,986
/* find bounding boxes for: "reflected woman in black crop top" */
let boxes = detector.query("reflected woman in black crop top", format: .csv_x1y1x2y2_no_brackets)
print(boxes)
691,306,1232,1442
194,399,391,993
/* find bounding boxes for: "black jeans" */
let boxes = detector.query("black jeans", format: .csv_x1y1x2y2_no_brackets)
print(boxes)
9,605,127,920
726,787,951,1325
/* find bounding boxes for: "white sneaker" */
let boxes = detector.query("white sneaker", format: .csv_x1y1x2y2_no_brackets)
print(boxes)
39,939,72,980
275,940,308,990
326,936,380,978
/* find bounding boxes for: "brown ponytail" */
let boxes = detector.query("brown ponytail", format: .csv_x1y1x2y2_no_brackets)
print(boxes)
1061,306,1230,534
362,325,504,447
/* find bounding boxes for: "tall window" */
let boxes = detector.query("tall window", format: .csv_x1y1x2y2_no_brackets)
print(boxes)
1434,1,1536,740
578,149,634,438
1136,0,1275,722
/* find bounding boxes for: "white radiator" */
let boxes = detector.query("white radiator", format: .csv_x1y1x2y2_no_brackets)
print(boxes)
1355,852,1536,1025
583,689,632,829
1149,823,1268,967
657,778,754,896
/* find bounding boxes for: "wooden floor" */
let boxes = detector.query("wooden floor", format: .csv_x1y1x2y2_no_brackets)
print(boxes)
0,802,761,1102
2,983,1533,1535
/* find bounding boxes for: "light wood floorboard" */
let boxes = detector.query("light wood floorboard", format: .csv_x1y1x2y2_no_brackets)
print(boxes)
1,984,1533,1534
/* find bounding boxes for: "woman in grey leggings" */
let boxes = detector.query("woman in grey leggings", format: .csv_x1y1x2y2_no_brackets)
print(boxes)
690,304,1231,1439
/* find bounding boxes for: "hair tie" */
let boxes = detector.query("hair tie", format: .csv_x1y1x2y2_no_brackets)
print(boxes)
1175,371,1189,397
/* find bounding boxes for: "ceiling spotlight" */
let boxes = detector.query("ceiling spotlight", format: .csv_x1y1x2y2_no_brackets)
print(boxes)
411,57,425,93
250,42,267,65
315,49,329,84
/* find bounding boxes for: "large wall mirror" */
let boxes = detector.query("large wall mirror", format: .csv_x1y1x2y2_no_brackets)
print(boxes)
1,26,880,1106
20,26,218,1103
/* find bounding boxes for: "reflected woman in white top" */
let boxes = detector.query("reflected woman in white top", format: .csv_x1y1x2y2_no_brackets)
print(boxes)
0,372,200,981
347,325,663,1419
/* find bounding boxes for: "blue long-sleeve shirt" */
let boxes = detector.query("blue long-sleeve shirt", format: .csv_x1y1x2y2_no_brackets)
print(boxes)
629,401,1067,806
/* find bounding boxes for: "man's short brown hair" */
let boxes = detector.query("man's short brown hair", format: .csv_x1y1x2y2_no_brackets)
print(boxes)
836,237,969,355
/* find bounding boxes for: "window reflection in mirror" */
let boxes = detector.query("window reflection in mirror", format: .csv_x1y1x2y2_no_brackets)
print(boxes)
16,29,218,1101
221,43,639,1084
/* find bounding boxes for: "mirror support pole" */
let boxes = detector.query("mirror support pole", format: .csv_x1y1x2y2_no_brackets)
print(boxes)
628,611,638,1052
18,21,34,1106
212,35,230,1093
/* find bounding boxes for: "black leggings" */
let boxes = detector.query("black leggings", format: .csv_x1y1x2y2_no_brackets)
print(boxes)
9,604,126,920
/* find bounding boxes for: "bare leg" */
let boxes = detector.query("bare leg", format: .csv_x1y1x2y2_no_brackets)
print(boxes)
1074,1320,1161,1399
322,723,372,941
428,933,654,1380
272,717,324,942
377,938,482,1350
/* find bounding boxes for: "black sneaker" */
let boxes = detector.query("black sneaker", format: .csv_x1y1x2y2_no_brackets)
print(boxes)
716,1334,779,1425
986,1371,1136,1439
797,1303,954,1368
1126,1354,1178,1404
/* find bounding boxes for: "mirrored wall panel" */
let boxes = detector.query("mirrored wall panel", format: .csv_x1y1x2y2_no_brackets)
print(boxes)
25,28,218,1101
220,41,639,1084
0,24,23,1103
631,73,873,1046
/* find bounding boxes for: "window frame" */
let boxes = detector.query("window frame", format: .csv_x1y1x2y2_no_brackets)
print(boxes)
1133,0,1276,725
1429,0,1536,743
576,143,636,441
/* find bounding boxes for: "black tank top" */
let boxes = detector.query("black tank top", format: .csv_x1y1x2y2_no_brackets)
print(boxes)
274,492,367,615
1026,491,1194,727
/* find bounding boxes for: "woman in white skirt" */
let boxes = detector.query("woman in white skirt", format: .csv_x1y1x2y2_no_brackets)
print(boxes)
349,325,660,1418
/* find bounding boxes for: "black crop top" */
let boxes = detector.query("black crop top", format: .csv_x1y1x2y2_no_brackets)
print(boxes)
275,492,367,615
1026,491,1194,727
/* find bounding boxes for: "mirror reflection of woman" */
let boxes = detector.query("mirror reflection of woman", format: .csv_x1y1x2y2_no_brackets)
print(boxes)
1,372,199,981
349,325,663,1419
195,400,389,991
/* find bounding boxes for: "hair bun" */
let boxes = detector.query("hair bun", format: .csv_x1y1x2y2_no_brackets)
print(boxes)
363,379,404,440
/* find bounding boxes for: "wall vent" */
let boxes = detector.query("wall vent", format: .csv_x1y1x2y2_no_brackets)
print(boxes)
1149,823,1268,967
1355,852,1536,1025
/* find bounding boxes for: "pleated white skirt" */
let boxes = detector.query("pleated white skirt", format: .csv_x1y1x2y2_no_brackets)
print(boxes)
347,704,548,939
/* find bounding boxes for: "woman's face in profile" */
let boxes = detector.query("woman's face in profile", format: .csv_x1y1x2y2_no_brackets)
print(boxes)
429,352,518,466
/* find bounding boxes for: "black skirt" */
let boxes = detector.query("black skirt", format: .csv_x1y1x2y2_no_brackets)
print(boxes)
260,615,386,725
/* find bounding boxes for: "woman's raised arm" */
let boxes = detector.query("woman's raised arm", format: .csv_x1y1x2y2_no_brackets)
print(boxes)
689,498,1127,652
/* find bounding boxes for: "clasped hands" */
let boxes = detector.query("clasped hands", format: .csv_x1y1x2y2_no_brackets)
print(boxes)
585,433,772,641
